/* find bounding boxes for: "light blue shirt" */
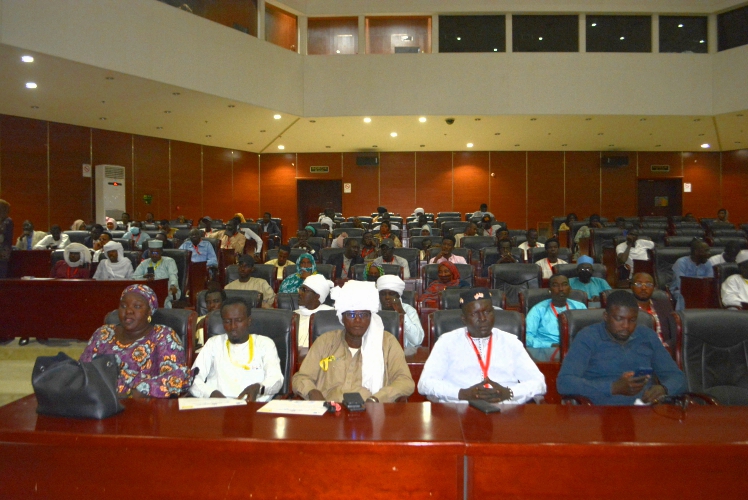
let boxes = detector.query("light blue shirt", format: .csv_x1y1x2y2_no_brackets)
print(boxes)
125,229,151,249
671,256,714,311
178,239,218,268
569,277,611,299
526,298,587,348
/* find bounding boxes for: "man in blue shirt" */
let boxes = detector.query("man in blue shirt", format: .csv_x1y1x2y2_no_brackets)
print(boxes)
525,274,586,360
179,228,218,270
569,256,611,303
557,291,686,405
671,239,713,311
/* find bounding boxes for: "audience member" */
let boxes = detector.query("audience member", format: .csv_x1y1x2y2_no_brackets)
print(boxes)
225,255,275,308
328,238,363,279
708,241,743,266
292,281,414,402
32,225,68,250
51,242,91,279
279,253,317,293
84,224,104,249
351,217,366,230
616,229,655,280
232,216,263,255
683,213,698,222
264,245,295,280
377,275,424,351
518,228,544,261
496,238,518,264
159,219,177,239
418,288,546,403
80,284,191,398
259,212,281,248
318,208,335,231
419,224,432,237
291,228,316,256
374,221,402,247
569,256,611,302
374,213,400,231
145,212,155,224
558,213,577,232
0,199,12,279
141,233,169,260
720,253,748,309
294,274,335,349
455,222,478,248
363,262,384,282
480,215,502,236
208,219,247,258
671,239,713,310
372,239,410,278
419,238,435,261
118,212,131,230
196,287,225,346
190,297,283,400
429,235,467,265
557,290,686,405
93,241,133,280
421,261,469,303
717,208,729,223
125,221,151,250
133,240,181,308
472,203,494,219
361,231,378,260
92,231,113,261
535,237,566,279
179,228,218,271
105,217,116,231
70,219,86,231
631,272,675,352
15,220,46,250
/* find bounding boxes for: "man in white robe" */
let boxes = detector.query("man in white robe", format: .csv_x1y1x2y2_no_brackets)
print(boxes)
376,275,424,352
721,253,748,309
92,241,134,280
132,239,180,307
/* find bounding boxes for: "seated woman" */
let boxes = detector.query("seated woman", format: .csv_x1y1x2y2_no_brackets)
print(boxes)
79,284,191,398
279,253,316,293
92,241,134,280
70,219,87,231
360,231,378,260
373,221,402,247
363,261,384,282
50,242,91,279
292,280,414,402
294,274,335,350
558,213,577,232
421,261,470,303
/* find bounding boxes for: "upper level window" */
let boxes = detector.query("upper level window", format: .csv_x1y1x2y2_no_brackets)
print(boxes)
439,15,505,53
513,15,578,52
660,16,707,53
308,17,358,55
366,17,431,54
586,16,651,53
718,5,748,51
158,0,258,36
265,3,297,52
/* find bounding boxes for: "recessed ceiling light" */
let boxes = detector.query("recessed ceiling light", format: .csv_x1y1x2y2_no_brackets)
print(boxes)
598,133,604,136
456,37,461,41
700,40,705,43
539,37,544,41
274,114,281,119
467,143,474,148
609,144,614,147
678,24,684,28
585,117,592,121
655,145,661,147
278,145,285,150
206,135,211,137
228,104,235,108
372,145,378,148
364,117,372,123
736,141,742,144
21,55,34,63
172,92,181,96
698,133,705,136
495,132,501,135
164,110,171,114
419,117,427,123
591,23,597,27
99,117,106,120
640,118,647,121
701,143,710,148
475,118,481,121
514,144,520,147
530,118,537,121
105,77,114,80
156,126,163,130
420,145,425,147
737,114,744,117
325,146,331,148
336,50,341,53
260,130,266,133
694,118,701,122
620,36,625,40
247,142,253,145
390,132,398,137
25,82,37,89
493,48,498,51
562,144,568,146
309,120,316,123
30,105,39,109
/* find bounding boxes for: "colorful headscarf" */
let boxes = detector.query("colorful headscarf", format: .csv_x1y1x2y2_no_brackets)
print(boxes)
304,225,317,236
363,261,384,282
121,284,159,314
422,261,462,302
278,253,317,293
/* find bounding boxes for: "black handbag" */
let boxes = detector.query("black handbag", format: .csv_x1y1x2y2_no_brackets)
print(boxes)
32,352,124,419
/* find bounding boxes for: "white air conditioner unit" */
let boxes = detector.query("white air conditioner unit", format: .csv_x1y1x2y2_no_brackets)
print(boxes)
95,164,126,224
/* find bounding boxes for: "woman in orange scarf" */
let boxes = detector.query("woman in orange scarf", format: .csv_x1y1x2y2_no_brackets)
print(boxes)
421,260,469,304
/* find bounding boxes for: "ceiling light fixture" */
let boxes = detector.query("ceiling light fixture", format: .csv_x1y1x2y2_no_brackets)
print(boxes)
700,40,705,43
678,24,684,28
562,144,568,146
172,92,181,96
364,117,372,123
228,105,235,108
420,145,425,147
390,132,398,137
538,37,543,41
456,37,461,41
591,23,597,27
530,118,537,121
205,135,211,137
260,130,266,133
655,145,661,147
467,143,474,148
495,133,501,135
336,50,341,53
164,110,171,114
514,144,520,147
309,120,316,123
30,105,39,109
372,145,378,148
99,117,107,120
156,126,163,130
247,142,253,145
278,145,285,150
25,82,37,89
21,55,34,63
493,48,498,51
325,146,331,148
620,36,625,40
419,117,427,123
105,77,114,80
701,143,710,148
274,114,281,119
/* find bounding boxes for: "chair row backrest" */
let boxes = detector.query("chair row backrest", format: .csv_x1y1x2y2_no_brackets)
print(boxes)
410,235,444,249
553,263,607,280
490,263,542,307
352,263,402,280
195,289,264,316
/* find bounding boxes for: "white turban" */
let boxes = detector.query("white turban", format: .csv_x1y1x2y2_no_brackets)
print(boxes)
303,274,334,303
414,208,425,216
330,281,384,395
376,275,405,296
63,242,91,267
736,251,748,264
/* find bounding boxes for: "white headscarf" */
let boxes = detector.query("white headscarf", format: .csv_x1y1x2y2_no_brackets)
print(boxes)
330,281,384,394
413,208,425,216
63,243,90,267
101,241,133,278
304,274,334,303
376,275,405,296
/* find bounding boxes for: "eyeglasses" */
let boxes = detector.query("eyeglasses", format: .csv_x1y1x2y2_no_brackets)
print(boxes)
343,311,371,320
632,282,655,288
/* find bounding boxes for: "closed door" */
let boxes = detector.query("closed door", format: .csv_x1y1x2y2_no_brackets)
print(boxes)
297,180,342,230
638,179,682,217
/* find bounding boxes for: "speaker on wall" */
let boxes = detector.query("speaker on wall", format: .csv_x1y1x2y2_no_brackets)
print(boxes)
601,156,629,167
356,155,379,166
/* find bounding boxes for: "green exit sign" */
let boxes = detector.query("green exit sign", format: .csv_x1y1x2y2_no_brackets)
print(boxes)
310,166,329,173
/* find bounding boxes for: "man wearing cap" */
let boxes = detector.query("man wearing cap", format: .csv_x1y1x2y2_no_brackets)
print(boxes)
418,287,545,403
292,281,414,402
225,255,276,308
721,252,748,309
132,239,181,308
479,215,503,237
295,274,336,349
372,238,410,278
377,275,424,351
569,256,611,302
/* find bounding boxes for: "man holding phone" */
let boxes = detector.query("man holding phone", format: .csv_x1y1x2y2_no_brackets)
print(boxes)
557,291,686,405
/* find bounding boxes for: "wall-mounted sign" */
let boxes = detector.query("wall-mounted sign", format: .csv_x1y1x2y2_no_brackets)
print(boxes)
82,163,92,178
310,166,329,174
651,164,670,172
143,194,153,205
344,183,352,193
684,183,692,193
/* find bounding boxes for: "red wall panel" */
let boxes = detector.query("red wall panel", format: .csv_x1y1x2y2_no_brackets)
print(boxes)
49,122,92,228
170,140,202,224
91,129,133,217
490,152,527,230
133,135,169,221
721,150,748,224
0,115,48,239
453,152,489,218
638,152,683,178
682,152,721,219
564,151,601,217
379,152,415,217
601,162,637,221
415,152,453,215
233,150,260,221
342,153,379,218
527,152,565,231
202,146,235,221
260,153,297,240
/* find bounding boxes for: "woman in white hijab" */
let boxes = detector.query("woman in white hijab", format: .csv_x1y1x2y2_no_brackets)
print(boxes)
294,274,335,350
292,280,414,403
51,242,92,278
92,241,134,280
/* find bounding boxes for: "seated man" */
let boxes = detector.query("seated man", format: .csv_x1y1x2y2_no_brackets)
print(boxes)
264,244,295,281
50,242,91,278
208,219,247,258
34,224,70,250
429,235,467,265
671,239,713,311
318,208,335,231
15,220,46,250
373,213,400,231
557,290,686,405
569,255,611,302
190,297,283,401
328,238,363,279
158,219,177,239
518,228,544,261
291,228,317,256
496,238,519,264
525,274,587,360
117,212,131,230
294,274,335,349
178,228,218,273
717,208,729,223
480,215,502,237
292,280,414,402
124,221,151,250
721,253,748,309
259,212,281,248
376,275,424,351
196,287,225,346
360,231,378,260
708,241,744,266
631,272,675,353
132,239,181,308
616,229,655,280
231,216,263,255
83,224,104,249
92,231,113,261
372,238,410,278
418,288,546,404
225,255,275,309
535,237,566,280
93,241,133,280
141,233,170,260
472,203,494,220
455,222,478,248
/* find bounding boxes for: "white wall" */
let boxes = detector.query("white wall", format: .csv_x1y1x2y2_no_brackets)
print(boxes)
713,44,748,114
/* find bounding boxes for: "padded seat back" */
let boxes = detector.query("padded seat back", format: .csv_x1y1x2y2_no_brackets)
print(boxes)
711,237,748,249
551,216,568,236
715,263,740,306
251,264,276,289
569,220,591,243
677,309,748,405
275,293,299,311
460,236,496,252
710,228,745,237
373,229,402,241
591,228,623,262
393,247,420,278
666,236,699,247
653,248,690,289
599,288,671,308
673,227,706,237
319,247,345,264
63,230,90,245
440,288,506,310
553,263,607,280
481,247,525,275
265,248,306,264
288,237,326,256
637,229,667,247
431,309,524,345
559,308,653,361
50,249,65,268
240,222,261,234
441,221,469,235
490,263,542,307
205,308,295,396
410,235,444,249
352,263,402,280
422,263,474,288
520,288,589,315
282,263,334,281
310,309,402,346
162,249,190,293
332,227,364,238
401,290,415,307
350,216,373,226
195,289,263,316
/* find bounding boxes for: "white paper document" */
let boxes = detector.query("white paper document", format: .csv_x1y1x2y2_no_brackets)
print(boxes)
178,398,248,410
256,400,328,416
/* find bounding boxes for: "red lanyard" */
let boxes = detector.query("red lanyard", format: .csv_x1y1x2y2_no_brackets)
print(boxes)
642,302,665,346
550,303,565,317
467,333,493,388
66,267,80,278
192,244,201,255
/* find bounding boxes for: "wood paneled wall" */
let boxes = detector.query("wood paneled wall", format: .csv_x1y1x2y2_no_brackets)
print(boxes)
2,114,748,243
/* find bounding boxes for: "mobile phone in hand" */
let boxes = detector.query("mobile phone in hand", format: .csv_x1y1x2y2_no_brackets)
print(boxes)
633,368,654,378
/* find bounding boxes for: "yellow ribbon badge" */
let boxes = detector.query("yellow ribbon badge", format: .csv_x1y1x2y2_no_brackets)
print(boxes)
319,355,336,372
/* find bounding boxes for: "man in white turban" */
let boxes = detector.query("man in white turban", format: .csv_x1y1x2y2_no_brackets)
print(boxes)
292,281,414,403
92,241,134,280
294,274,335,350
376,275,424,352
